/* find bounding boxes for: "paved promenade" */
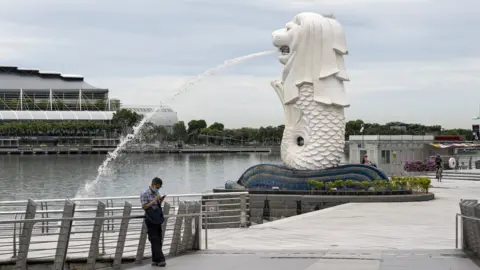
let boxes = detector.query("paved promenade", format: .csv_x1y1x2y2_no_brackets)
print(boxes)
131,178,480,269
206,178,479,250
132,250,478,269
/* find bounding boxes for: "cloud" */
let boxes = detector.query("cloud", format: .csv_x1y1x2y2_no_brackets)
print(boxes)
0,0,479,129
88,56,480,129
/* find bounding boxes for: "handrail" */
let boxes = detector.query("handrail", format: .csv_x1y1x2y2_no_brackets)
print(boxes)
0,213,201,224
0,193,249,268
0,191,249,205
454,212,480,249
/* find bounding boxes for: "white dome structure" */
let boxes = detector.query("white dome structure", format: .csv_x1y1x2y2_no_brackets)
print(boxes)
122,105,179,133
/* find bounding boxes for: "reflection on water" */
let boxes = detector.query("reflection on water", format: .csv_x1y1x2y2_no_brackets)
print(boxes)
0,153,282,201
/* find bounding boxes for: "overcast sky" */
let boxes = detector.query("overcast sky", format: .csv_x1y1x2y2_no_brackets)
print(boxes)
1,0,479,129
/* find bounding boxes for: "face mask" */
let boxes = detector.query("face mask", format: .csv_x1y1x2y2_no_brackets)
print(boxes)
152,187,158,193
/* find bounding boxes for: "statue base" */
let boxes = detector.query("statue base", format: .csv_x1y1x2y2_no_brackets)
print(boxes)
225,164,389,190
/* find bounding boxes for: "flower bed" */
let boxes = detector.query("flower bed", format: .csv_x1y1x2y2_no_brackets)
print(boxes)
403,160,436,172
306,176,431,194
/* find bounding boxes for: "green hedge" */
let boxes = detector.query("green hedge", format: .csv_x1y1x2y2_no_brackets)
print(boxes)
307,176,431,193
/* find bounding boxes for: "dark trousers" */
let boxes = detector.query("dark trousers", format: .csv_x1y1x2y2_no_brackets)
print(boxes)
146,223,166,263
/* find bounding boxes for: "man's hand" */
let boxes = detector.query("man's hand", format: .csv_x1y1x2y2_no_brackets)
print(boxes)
143,195,165,209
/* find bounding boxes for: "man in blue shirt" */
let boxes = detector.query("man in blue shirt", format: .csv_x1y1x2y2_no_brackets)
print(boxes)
140,177,167,267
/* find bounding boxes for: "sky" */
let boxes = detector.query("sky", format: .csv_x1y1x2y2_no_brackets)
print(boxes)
1,0,479,129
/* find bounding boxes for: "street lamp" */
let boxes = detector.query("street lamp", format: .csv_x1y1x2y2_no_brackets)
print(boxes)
360,124,365,148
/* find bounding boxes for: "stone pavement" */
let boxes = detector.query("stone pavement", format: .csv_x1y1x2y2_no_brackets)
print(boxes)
132,250,480,269
131,178,480,269
205,179,480,250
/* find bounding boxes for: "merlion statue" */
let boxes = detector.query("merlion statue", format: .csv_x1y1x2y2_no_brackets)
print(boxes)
224,12,389,191
271,12,349,170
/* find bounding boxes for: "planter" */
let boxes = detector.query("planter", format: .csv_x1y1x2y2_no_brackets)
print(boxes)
248,189,413,196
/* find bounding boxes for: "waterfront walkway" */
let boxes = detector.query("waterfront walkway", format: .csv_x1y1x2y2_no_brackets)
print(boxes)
131,250,478,270
206,179,478,250
133,178,480,269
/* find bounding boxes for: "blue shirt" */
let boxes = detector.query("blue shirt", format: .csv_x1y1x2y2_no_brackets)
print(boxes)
140,187,164,225
140,187,159,209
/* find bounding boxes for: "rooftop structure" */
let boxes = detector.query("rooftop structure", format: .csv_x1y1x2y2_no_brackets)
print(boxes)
0,66,179,131
122,105,179,132
0,65,111,112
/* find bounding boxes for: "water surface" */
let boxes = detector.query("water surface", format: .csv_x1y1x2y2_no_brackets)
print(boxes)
0,153,282,200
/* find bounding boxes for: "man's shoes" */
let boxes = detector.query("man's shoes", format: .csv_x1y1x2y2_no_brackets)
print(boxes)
151,261,166,267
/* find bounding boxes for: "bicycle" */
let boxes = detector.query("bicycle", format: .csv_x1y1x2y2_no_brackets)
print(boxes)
436,166,443,182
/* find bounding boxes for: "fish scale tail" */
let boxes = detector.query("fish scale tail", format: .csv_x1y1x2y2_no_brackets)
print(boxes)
281,85,346,170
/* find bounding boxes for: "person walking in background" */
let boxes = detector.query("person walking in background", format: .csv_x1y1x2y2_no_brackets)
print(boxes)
141,177,167,267
435,155,443,182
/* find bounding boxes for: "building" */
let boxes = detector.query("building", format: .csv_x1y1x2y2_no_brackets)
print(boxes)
0,65,118,121
347,134,480,175
348,135,433,175
122,105,179,133
0,66,179,153
0,66,178,126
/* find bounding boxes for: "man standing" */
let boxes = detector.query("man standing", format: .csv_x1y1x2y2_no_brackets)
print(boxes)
140,177,167,267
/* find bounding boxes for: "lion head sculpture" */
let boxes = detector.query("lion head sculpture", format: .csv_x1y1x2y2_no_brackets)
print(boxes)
272,12,350,106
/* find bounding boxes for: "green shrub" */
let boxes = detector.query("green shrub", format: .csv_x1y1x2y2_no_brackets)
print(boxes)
362,181,371,191
344,180,354,189
334,180,344,189
388,176,432,193
326,181,336,190
307,180,325,191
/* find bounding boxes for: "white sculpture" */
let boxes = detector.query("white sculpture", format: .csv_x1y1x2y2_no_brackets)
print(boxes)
271,12,350,170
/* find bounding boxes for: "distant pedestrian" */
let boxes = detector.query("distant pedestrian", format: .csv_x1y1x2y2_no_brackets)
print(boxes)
140,177,167,267
362,154,369,164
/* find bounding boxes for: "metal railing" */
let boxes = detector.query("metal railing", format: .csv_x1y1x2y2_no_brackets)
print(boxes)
455,199,480,257
0,192,249,269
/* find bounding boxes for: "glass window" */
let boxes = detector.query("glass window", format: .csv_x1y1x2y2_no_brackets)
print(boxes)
381,150,391,164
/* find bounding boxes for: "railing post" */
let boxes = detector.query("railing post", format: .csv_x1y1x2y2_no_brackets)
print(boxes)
240,193,247,228
14,198,38,270
473,204,480,257
113,202,132,269
192,202,202,250
135,221,148,264
161,202,171,242
455,214,459,249
169,202,186,257
86,201,106,270
40,202,45,234
52,200,76,270
180,202,194,253
190,202,201,250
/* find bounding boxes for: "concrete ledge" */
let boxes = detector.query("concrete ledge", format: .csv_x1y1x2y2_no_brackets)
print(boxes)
299,193,435,203
219,191,435,203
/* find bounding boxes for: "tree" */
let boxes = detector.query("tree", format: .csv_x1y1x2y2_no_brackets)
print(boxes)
187,120,207,134
173,121,187,142
111,109,144,135
209,122,224,131
187,120,207,143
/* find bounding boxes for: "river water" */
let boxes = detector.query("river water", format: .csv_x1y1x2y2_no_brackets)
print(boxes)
0,153,282,201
